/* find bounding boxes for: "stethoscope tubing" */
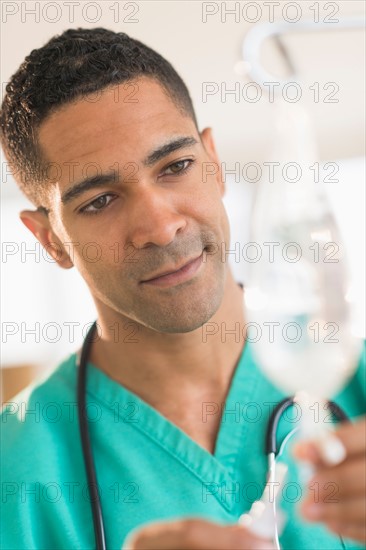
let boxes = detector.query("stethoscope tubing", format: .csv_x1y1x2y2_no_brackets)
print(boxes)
266,397,349,455
77,320,106,550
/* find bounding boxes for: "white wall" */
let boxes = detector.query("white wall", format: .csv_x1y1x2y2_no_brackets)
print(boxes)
1,1,365,170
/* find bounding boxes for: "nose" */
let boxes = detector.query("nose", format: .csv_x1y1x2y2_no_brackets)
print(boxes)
125,186,187,249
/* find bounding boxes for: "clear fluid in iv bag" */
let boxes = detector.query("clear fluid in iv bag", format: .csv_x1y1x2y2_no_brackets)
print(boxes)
245,179,362,399
244,101,362,400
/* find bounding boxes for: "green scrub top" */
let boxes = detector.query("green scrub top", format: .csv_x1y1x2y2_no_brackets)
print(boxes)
1,340,365,550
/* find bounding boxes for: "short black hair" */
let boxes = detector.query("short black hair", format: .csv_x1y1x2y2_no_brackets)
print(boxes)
0,27,198,214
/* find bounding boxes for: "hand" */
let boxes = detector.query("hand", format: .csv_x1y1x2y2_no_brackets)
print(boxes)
293,416,366,543
122,517,276,549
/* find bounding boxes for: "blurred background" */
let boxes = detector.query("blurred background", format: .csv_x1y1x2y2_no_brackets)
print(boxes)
1,0,365,402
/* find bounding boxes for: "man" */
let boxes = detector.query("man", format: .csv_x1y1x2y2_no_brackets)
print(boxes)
1,28,365,550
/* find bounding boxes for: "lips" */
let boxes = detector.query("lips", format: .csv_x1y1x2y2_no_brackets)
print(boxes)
141,253,203,283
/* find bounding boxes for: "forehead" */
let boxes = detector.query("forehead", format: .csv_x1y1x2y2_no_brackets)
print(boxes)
38,77,194,169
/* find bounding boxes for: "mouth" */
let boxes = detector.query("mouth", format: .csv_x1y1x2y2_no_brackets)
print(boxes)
140,251,205,288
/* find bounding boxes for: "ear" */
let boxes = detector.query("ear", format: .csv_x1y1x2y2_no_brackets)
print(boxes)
19,209,73,269
199,127,225,196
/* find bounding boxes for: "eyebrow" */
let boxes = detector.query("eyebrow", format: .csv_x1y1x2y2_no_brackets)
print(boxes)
61,136,199,206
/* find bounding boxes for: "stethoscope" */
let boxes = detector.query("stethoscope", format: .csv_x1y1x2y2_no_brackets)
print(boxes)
77,320,349,550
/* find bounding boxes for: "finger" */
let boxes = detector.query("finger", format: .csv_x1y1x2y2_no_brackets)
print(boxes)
293,433,347,467
293,416,366,467
334,416,366,458
309,457,366,499
326,520,366,544
301,495,366,526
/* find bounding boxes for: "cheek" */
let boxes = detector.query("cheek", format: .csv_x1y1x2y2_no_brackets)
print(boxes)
191,177,226,218
71,251,123,308
57,216,127,268
72,242,123,276
220,205,231,242
186,181,231,247
215,206,231,258
201,182,230,235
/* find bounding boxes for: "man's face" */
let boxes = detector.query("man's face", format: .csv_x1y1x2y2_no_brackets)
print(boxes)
36,77,231,333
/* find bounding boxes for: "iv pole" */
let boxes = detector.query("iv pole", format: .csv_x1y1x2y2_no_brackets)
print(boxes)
242,17,365,88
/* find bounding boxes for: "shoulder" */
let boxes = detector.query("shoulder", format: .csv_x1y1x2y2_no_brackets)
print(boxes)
1,352,78,460
0,353,89,549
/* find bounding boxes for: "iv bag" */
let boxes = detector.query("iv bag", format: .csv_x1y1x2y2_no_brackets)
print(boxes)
244,99,362,399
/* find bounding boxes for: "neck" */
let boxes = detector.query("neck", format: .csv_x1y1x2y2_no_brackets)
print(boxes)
88,270,246,406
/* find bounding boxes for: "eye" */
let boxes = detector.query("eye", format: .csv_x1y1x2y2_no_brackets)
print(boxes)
162,159,195,176
78,193,116,216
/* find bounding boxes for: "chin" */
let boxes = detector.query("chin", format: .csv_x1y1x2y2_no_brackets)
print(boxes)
143,281,225,334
